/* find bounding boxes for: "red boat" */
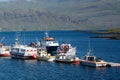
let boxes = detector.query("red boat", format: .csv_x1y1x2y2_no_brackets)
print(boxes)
0,44,11,57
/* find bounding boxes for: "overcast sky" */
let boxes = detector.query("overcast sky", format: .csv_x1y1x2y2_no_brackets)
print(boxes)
0,0,13,1
0,0,32,2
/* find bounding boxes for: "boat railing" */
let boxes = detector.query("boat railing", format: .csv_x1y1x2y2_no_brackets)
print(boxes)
81,56,85,60
53,41,58,43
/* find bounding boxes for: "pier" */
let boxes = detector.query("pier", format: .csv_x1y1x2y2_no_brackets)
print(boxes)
106,62,120,67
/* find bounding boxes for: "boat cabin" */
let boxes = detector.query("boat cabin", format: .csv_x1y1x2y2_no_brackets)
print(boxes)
11,46,37,55
59,55,66,60
85,56,96,61
37,48,49,56
56,53,66,60
43,37,54,41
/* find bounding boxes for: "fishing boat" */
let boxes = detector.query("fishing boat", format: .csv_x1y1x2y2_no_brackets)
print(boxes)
10,33,37,59
55,43,80,63
0,43,11,57
36,47,55,62
80,48,106,67
41,31,59,55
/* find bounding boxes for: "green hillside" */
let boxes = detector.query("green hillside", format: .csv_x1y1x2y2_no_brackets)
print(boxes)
107,28,120,33
0,0,120,31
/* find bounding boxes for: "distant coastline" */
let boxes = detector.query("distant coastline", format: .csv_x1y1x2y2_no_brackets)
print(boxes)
90,28,120,40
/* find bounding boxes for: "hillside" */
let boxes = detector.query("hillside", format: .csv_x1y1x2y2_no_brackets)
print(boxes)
0,0,120,31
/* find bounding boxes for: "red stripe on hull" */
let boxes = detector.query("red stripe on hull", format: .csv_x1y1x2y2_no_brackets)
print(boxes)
0,54,11,57
73,60,80,64
55,60,80,64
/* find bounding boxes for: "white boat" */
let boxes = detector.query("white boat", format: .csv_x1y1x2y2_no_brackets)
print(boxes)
36,47,55,62
11,44,37,59
41,31,59,55
55,43,80,63
0,43,11,57
10,33,37,59
80,49,106,67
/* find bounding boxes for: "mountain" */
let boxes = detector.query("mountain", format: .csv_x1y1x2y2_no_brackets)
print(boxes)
0,0,120,31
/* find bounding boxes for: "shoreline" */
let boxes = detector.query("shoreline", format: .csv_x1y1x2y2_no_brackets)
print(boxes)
90,29,120,40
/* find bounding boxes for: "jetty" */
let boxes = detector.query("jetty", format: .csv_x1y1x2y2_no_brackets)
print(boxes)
106,62,120,67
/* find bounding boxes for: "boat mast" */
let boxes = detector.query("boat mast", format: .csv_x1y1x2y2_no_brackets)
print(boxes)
15,32,20,45
87,40,92,56
23,28,26,45
45,27,49,38
0,29,4,43
45,31,49,38
0,37,4,43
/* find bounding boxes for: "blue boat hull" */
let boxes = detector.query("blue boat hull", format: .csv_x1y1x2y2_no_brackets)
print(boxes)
46,46,58,55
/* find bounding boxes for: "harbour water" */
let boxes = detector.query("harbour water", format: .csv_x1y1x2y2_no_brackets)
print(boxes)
0,30,120,80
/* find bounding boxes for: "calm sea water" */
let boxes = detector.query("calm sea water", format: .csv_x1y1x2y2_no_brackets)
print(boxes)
0,30,120,80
